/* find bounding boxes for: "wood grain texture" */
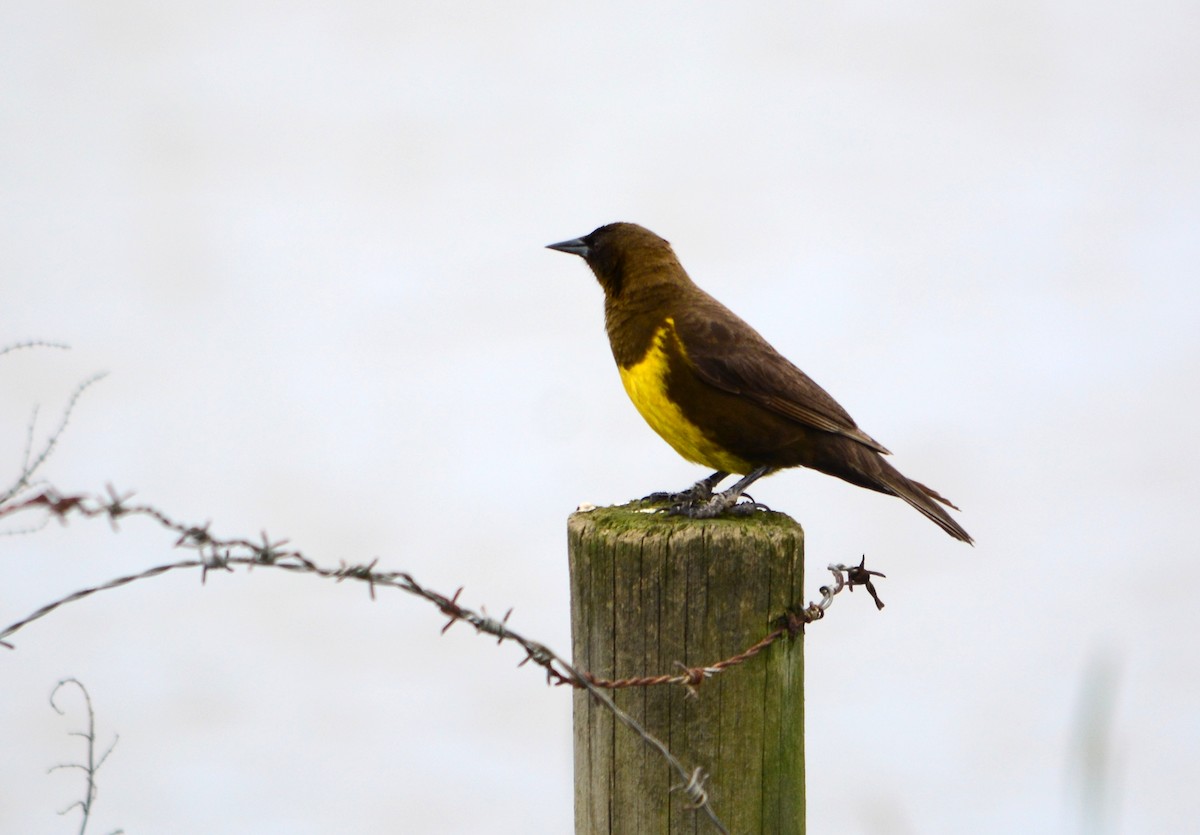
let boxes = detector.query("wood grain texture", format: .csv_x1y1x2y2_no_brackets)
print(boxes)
569,506,805,834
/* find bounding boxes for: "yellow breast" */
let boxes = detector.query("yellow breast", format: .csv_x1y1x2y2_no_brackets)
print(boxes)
617,318,753,474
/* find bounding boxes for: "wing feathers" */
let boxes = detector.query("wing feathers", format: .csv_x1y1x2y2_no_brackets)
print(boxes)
674,302,891,455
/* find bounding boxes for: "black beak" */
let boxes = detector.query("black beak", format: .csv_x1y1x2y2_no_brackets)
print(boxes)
546,237,590,258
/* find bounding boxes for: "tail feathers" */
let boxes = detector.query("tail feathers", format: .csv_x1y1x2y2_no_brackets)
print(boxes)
876,461,973,544
908,478,961,512
807,437,974,543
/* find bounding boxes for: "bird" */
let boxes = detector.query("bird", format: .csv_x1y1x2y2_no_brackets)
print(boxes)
546,221,972,543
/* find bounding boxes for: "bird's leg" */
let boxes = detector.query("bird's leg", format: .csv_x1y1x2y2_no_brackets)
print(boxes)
669,466,775,518
641,471,729,505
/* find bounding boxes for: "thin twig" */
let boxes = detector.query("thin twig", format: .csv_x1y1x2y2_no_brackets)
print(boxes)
0,339,71,358
48,678,123,835
0,369,107,506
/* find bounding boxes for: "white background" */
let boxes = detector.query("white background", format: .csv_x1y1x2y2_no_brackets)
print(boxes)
3,2,1197,833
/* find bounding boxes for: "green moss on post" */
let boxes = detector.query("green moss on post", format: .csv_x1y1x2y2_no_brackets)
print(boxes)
569,504,805,835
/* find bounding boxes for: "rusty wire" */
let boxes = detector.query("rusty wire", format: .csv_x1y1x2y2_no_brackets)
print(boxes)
0,487,731,831
2,486,885,834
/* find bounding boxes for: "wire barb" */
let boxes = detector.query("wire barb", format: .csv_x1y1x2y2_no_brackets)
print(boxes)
843,554,887,610
0,486,735,831
0,485,890,834
579,558,884,694
671,766,713,810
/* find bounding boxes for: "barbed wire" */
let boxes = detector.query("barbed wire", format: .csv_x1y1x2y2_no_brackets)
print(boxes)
1,486,885,833
0,487,734,830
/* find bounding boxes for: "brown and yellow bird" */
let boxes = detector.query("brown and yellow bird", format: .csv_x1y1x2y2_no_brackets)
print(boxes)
547,221,972,543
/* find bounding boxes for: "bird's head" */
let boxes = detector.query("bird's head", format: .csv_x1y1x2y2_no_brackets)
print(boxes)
547,222,681,298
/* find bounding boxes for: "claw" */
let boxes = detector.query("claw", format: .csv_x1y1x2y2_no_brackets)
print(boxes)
665,492,770,519
639,467,774,519
639,471,728,506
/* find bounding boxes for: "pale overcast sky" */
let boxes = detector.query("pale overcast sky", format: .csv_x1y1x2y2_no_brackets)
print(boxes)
3,2,1197,833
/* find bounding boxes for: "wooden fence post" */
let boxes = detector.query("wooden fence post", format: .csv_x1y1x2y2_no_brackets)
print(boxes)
569,504,806,834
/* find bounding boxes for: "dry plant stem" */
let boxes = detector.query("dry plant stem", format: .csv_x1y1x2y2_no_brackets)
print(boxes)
0,359,106,506
48,678,121,835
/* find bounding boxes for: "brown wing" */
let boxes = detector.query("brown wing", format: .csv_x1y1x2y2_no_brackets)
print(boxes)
673,297,892,455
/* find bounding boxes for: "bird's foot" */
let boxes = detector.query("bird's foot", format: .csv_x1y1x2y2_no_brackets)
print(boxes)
641,485,710,505
665,491,771,519
639,472,726,506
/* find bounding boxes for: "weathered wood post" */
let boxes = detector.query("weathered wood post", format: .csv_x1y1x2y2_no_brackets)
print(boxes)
569,504,806,834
